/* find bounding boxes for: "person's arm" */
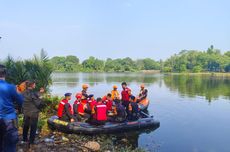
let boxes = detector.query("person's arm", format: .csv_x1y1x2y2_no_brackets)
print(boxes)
64,104,74,120
73,104,78,115
31,92,45,110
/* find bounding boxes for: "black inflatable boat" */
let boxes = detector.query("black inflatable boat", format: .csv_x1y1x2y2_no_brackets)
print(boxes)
48,113,160,135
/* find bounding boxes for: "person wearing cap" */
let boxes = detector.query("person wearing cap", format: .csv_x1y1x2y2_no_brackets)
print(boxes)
73,93,82,119
127,96,139,121
102,93,113,112
82,84,89,97
121,82,132,112
77,94,91,121
22,80,45,146
57,93,75,122
111,85,120,100
137,84,148,103
91,97,107,125
0,64,24,152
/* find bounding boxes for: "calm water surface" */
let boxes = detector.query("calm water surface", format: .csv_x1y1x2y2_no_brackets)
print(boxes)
50,73,230,152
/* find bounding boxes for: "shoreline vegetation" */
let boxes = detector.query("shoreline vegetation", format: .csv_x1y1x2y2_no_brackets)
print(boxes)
1,45,229,74
0,45,229,151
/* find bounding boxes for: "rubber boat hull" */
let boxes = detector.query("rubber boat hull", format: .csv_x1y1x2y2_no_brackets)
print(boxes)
48,115,160,135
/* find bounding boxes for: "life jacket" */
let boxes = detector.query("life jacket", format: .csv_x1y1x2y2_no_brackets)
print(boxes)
121,87,131,101
102,96,113,111
94,103,107,121
88,99,97,110
73,100,80,115
57,99,73,118
129,102,139,113
111,90,120,100
77,99,88,115
139,89,147,97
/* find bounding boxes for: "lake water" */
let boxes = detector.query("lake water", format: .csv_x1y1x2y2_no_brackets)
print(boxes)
50,73,230,152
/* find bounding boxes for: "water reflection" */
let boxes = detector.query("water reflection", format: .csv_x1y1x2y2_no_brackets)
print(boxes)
110,127,159,150
163,75,230,102
52,73,230,102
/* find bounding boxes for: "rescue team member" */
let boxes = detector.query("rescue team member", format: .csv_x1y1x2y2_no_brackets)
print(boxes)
22,80,45,146
82,84,89,97
121,82,131,111
73,93,82,119
137,84,148,102
127,96,139,121
91,98,107,125
88,94,97,111
57,93,75,122
0,64,24,152
102,93,113,112
112,100,126,122
77,94,91,121
111,85,120,100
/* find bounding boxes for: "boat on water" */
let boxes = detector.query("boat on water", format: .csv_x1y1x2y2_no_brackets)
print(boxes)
48,112,160,135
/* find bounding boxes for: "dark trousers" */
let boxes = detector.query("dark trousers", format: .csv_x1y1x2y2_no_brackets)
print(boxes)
122,101,130,113
0,118,18,152
22,116,38,144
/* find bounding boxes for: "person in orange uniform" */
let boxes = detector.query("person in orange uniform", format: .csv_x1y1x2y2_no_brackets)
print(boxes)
57,93,75,122
121,82,131,111
91,97,107,125
111,85,120,100
77,94,91,121
102,93,113,112
137,84,148,103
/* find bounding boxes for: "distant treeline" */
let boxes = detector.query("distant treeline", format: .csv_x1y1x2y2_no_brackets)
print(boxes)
49,45,230,73
1,45,230,73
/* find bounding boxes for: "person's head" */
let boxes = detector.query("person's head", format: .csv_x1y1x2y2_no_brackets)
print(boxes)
76,93,82,101
64,93,72,100
88,94,94,100
26,80,36,90
97,97,102,103
0,64,7,79
121,82,127,89
130,95,135,102
39,87,45,93
82,84,89,90
107,93,112,100
113,85,118,90
140,84,145,90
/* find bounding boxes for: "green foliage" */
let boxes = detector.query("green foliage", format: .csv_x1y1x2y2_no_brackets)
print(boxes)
163,46,230,73
49,55,81,72
4,49,53,90
82,56,104,72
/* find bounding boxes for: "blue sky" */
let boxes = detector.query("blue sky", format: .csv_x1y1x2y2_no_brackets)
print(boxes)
0,0,229,61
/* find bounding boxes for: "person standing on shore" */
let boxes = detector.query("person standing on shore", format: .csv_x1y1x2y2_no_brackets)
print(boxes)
22,80,44,147
0,64,24,152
